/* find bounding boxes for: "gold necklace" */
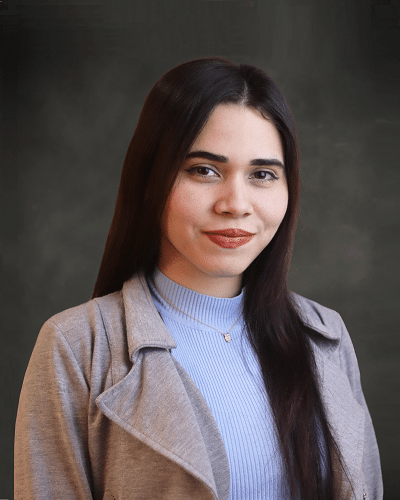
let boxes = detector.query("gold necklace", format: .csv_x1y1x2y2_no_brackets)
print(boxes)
155,287,242,343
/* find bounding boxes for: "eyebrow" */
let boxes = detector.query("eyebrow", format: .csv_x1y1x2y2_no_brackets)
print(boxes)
186,150,285,168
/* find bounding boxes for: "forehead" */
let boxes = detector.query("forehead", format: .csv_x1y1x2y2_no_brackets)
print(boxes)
190,104,283,160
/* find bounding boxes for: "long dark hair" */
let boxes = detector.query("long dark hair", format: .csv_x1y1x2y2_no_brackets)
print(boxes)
93,58,349,498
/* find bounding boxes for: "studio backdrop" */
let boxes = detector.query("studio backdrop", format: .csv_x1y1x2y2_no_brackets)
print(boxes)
2,1,399,498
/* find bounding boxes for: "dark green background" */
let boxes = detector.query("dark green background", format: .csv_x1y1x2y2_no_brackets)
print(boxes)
2,1,399,498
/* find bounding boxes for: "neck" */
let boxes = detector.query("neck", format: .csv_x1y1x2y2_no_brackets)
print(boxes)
158,261,242,298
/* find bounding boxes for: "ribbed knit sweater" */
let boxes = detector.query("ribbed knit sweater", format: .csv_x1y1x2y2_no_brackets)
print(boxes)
148,268,289,499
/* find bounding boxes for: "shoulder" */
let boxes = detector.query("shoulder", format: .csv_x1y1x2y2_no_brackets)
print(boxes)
291,292,345,341
46,291,124,336
36,290,128,386
291,292,363,391
291,292,358,373
42,291,126,351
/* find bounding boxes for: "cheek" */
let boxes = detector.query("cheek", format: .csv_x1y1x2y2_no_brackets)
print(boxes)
261,189,289,226
277,193,289,222
174,186,206,215
162,187,201,235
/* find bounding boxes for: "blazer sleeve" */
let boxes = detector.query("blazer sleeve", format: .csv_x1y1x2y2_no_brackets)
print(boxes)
338,317,384,499
15,319,94,499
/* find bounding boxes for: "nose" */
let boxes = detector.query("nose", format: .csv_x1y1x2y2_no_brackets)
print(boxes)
213,178,253,218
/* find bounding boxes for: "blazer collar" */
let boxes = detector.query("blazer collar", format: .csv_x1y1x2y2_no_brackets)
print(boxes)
291,292,341,341
122,272,177,360
122,275,342,351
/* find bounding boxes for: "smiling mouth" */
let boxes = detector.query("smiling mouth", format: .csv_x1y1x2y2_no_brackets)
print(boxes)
204,231,254,248
205,229,255,237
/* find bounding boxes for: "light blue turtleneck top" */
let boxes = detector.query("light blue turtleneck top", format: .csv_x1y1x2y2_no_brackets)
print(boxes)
147,268,289,499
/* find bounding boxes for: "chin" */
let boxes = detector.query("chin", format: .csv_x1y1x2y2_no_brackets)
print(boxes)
199,262,248,279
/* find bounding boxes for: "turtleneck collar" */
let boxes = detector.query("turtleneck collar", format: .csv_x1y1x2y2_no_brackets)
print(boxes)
147,267,244,331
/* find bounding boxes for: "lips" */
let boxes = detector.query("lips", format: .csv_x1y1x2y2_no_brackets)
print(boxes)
204,229,255,237
204,229,255,248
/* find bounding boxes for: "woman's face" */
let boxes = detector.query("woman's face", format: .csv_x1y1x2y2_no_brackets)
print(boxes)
159,104,288,297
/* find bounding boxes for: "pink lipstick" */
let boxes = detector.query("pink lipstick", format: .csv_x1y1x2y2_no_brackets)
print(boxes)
204,229,255,249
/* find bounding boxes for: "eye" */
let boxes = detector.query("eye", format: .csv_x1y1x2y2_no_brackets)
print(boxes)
187,165,219,178
252,170,279,181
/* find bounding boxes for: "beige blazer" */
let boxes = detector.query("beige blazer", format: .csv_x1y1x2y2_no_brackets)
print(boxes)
15,273,383,499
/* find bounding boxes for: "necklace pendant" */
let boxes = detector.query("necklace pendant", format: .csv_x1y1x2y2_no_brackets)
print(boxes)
224,333,232,342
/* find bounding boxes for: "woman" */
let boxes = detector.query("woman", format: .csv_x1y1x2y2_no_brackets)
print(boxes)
15,58,383,499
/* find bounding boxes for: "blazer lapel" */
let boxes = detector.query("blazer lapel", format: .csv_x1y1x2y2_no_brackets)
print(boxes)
96,274,230,500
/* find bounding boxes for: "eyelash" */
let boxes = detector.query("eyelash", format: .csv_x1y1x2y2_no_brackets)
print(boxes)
186,165,279,182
